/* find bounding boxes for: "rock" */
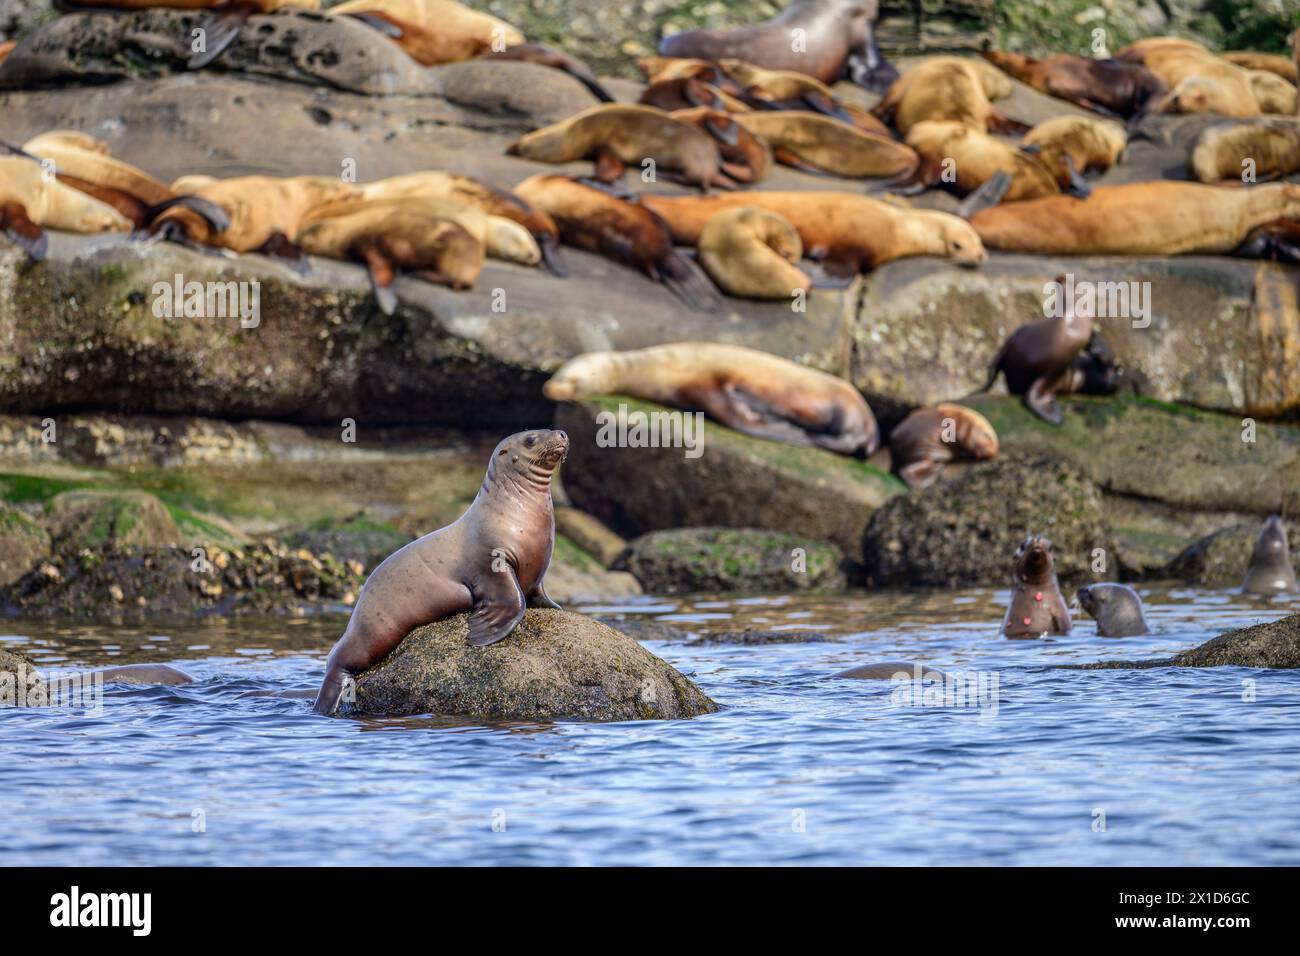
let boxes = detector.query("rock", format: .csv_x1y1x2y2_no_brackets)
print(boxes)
618,527,846,594
862,455,1113,587
426,59,599,125
1069,612,1300,670
0,0,50,42
351,608,719,720
554,506,626,567
1166,523,1300,587
0,504,50,587
1103,496,1254,579
0,642,46,705
283,515,414,572
47,490,182,554
593,615,693,644
694,629,838,645
558,397,904,563
543,536,643,604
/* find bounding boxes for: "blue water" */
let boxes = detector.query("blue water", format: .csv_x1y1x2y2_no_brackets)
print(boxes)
2,586,1299,866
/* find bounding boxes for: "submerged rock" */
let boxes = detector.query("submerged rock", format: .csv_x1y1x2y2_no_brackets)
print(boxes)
0,504,50,587
1069,613,1300,670
618,527,846,594
1166,523,1300,587
0,643,46,705
47,490,181,555
694,629,838,646
352,609,719,720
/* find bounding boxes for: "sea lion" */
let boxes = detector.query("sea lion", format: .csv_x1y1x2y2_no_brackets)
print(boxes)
1238,217,1300,263
887,402,998,489
639,77,737,113
1115,37,1209,62
641,190,986,279
1189,118,1300,184
873,56,1027,136
832,661,947,680
543,342,879,456
1075,584,1151,637
657,0,899,93
513,174,720,311
718,58,839,101
734,111,919,179
1064,332,1122,396
1126,46,1261,116
1223,51,1298,84
506,104,736,190
95,663,195,684
1247,69,1298,115
334,7,490,65
1242,514,1299,595
979,50,1166,117
296,202,484,313
485,43,615,103
969,182,1300,256
313,428,568,716
901,121,1065,201
697,206,809,300
969,274,1093,425
1157,74,1263,118
1021,116,1127,190
330,0,523,47
670,107,772,183
1002,534,1071,638
636,57,749,97
0,155,132,257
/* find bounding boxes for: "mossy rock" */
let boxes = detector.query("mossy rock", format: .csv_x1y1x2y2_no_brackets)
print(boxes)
352,609,719,720
0,643,46,706
0,504,50,587
1166,522,1300,587
619,527,846,594
1069,613,1300,670
47,490,181,554
283,515,414,572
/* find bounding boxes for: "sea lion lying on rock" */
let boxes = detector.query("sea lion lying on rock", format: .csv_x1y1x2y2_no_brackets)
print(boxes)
1002,534,1071,638
873,56,1025,137
1189,118,1300,185
735,111,919,179
886,403,998,489
0,155,132,258
669,107,772,184
901,121,1066,202
697,206,809,300
1021,116,1127,190
980,50,1166,118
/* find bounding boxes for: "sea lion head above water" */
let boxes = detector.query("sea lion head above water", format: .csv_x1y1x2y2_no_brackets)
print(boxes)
1242,514,1299,595
1014,534,1055,585
1075,583,1151,637
1002,534,1071,637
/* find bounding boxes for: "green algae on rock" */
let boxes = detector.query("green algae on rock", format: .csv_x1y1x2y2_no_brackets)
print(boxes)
618,527,846,595
47,490,182,555
0,504,50,588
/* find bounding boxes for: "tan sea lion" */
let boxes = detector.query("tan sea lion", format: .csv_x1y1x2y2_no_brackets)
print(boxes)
313,429,568,715
1021,116,1127,190
544,342,879,456
1223,51,1298,84
887,403,998,488
735,111,919,179
697,206,808,300
1242,514,1299,595
1075,584,1151,637
970,182,1300,256
334,7,489,65
330,0,522,46
901,121,1065,201
657,0,899,92
979,50,1167,117
873,56,1027,136
670,107,772,183
642,190,986,279
718,58,838,101
636,57,749,97
513,174,719,311
507,104,735,190
0,155,133,253
1247,69,1298,114
1126,46,1262,116
1189,118,1300,184
1157,73,1263,117
1002,535,1071,638
1115,37,1209,62
484,43,615,103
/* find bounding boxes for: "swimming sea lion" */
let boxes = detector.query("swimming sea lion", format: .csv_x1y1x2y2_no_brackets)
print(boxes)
734,111,919,179
1246,70,1298,114
507,104,735,190
1242,514,1299,595
697,206,809,300
641,190,986,279
513,174,720,312
1021,116,1127,190
887,402,998,489
485,43,615,103
543,342,879,456
969,274,1092,425
1189,118,1300,184
1075,584,1151,637
657,0,899,93
832,661,947,680
1002,534,1071,638
95,663,196,684
313,428,568,715
979,50,1166,117
0,154,132,257
1223,50,1298,84
901,121,1065,201
969,182,1300,257
873,56,1027,137
670,107,772,183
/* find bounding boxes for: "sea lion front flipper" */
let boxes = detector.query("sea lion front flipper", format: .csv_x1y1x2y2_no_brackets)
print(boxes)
897,458,943,490
592,148,627,183
1061,155,1092,199
188,2,255,71
259,231,311,277
1024,376,1064,426
956,171,1012,219
986,111,1031,136
344,12,405,39
658,251,723,313
539,235,569,277
0,202,48,262
468,568,527,647
526,580,561,610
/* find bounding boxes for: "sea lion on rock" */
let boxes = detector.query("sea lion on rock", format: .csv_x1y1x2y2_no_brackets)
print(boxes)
513,174,720,311
901,121,1066,201
670,107,773,183
1021,116,1126,189
734,111,918,179
1002,534,1071,638
1223,51,1298,84
658,0,899,93
979,50,1166,118
1124,45,1262,117
1242,514,1299,595
874,57,1026,137
642,190,985,279
1189,118,1300,184
887,403,998,489
314,429,568,715
330,0,522,47
1247,70,1298,114
1075,584,1151,637
544,342,879,456
0,155,132,257
1063,332,1123,396
1157,74,1262,118
485,43,615,103
639,77,739,113
697,206,809,300
637,57,749,97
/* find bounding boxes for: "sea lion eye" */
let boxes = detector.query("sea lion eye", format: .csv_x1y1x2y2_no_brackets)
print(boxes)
525,435,537,446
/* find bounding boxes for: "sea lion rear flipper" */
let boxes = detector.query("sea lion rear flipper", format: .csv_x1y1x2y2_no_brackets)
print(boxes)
956,171,1012,219
987,111,1031,136
0,202,48,262
344,12,405,39
659,251,723,313
526,580,561,610
897,458,943,490
539,235,569,276
144,195,231,233
1062,156,1092,200
592,148,627,183
259,231,311,277
1024,376,1064,426
468,569,526,647
188,2,255,71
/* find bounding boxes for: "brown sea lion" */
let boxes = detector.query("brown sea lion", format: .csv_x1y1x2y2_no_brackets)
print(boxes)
697,206,809,300
485,43,614,102
1237,217,1300,263
1223,51,1299,84
1075,584,1151,637
1001,535,1071,638
642,190,986,279
639,77,736,113
887,403,997,489
1242,514,1299,595
901,121,1065,201
543,342,879,456
735,111,919,179
969,182,1300,256
313,428,568,715
657,0,899,93
1189,118,1300,184
670,107,772,183
513,174,720,311
1064,333,1123,396
1247,69,1298,114
506,104,735,190
873,56,1027,137
980,50,1167,117
969,274,1093,425
636,57,749,97
1021,116,1127,190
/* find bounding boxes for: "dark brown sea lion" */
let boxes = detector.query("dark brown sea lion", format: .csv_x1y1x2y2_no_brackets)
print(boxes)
543,342,879,456
1064,333,1123,396
314,429,568,715
1002,535,1071,638
657,0,899,93
980,51,1167,117
637,56,749,97
1242,514,1299,595
887,403,998,489
1075,584,1151,637
873,57,1026,137
639,77,735,112
670,107,773,183
1189,118,1300,184
485,43,615,103
735,111,918,179
1237,217,1300,263
969,274,1093,425
696,206,808,300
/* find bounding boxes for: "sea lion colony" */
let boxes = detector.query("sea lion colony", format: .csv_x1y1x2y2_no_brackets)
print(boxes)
1,3,1298,699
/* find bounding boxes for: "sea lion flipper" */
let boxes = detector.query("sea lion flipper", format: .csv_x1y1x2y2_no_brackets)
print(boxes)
956,171,1012,219
0,202,48,262
526,580,562,610
345,12,406,39
539,235,569,276
1062,155,1092,200
468,569,527,647
259,231,311,278
592,148,627,183
1024,376,1064,426
897,458,942,490
188,3,255,71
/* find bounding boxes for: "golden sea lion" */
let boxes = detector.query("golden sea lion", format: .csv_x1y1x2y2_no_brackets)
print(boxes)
717,58,838,100
1002,535,1071,638
638,77,745,113
332,7,489,66
507,104,733,190
670,107,772,183
1157,73,1263,117
544,342,880,455
734,111,918,179
1189,118,1300,184
902,121,1063,201
0,154,132,258
330,0,522,46
643,190,986,279
873,56,1027,136
636,57,749,97
697,206,808,300
1122,44,1262,116
1021,115,1126,189
979,51,1167,117
1247,69,1298,114
887,403,998,489
1224,50,1298,83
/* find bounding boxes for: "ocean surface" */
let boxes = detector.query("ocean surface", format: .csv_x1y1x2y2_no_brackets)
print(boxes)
3,586,1298,866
